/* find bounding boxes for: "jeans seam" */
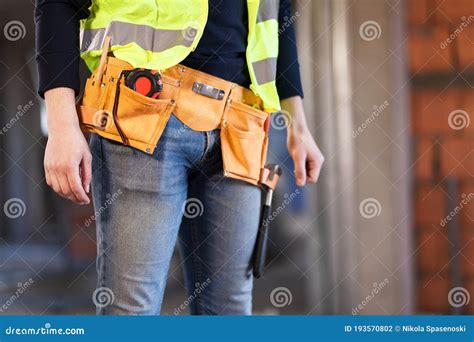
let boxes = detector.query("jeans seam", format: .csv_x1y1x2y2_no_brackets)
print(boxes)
190,220,205,314
199,131,213,162
97,136,108,315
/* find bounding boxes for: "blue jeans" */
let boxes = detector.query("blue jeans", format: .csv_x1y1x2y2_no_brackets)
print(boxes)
89,114,261,315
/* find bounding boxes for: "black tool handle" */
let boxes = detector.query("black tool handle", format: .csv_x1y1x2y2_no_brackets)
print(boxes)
253,204,272,278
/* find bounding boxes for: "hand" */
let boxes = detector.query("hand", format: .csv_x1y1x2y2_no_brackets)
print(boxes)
44,88,92,205
281,96,325,186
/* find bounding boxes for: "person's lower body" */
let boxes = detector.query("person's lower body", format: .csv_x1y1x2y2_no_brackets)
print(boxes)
89,114,261,315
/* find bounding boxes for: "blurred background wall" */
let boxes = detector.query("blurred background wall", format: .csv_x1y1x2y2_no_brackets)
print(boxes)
0,0,472,315
408,0,474,313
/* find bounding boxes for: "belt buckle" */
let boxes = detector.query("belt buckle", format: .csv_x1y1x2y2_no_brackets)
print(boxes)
192,82,225,100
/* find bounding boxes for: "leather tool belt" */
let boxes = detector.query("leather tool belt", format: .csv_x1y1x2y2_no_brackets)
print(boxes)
77,36,275,187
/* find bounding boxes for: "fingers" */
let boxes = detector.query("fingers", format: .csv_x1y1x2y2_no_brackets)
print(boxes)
293,150,307,187
45,167,52,190
45,162,66,200
291,148,325,186
66,170,90,204
49,172,65,199
306,159,321,183
306,159,318,183
306,150,324,183
45,160,90,205
58,172,77,202
80,153,92,194
43,124,92,204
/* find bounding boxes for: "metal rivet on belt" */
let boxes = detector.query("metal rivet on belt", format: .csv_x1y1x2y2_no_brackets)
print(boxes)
101,83,106,87
146,148,151,153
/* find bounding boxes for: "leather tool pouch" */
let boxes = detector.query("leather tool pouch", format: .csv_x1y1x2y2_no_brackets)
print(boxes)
220,99,270,186
77,37,176,154
77,37,271,187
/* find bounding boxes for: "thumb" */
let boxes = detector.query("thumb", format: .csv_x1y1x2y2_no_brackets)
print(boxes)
293,151,307,186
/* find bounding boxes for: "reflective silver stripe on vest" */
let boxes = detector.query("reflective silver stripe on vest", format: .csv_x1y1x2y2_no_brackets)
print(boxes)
257,0,280,23
252,57,277,85
80,21,197,52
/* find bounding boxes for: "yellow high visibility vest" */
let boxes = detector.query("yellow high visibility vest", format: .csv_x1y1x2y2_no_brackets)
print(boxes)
80,0,281,112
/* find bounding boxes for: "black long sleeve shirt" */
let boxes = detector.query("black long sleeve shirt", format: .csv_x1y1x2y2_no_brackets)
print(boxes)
35,0,303,100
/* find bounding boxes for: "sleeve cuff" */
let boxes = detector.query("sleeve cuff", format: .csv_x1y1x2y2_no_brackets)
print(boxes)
37,52,81,98
276,61,304,100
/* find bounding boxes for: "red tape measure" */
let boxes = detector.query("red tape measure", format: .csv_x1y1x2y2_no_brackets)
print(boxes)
122,68,163,99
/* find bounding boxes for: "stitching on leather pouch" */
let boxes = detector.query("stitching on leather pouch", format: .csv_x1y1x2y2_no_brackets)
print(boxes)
225,121,265,139
147,102,174,146
119,81,173,106
230,101,268,120
96,76,112,110
103,74,176,146
161,74,180,87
